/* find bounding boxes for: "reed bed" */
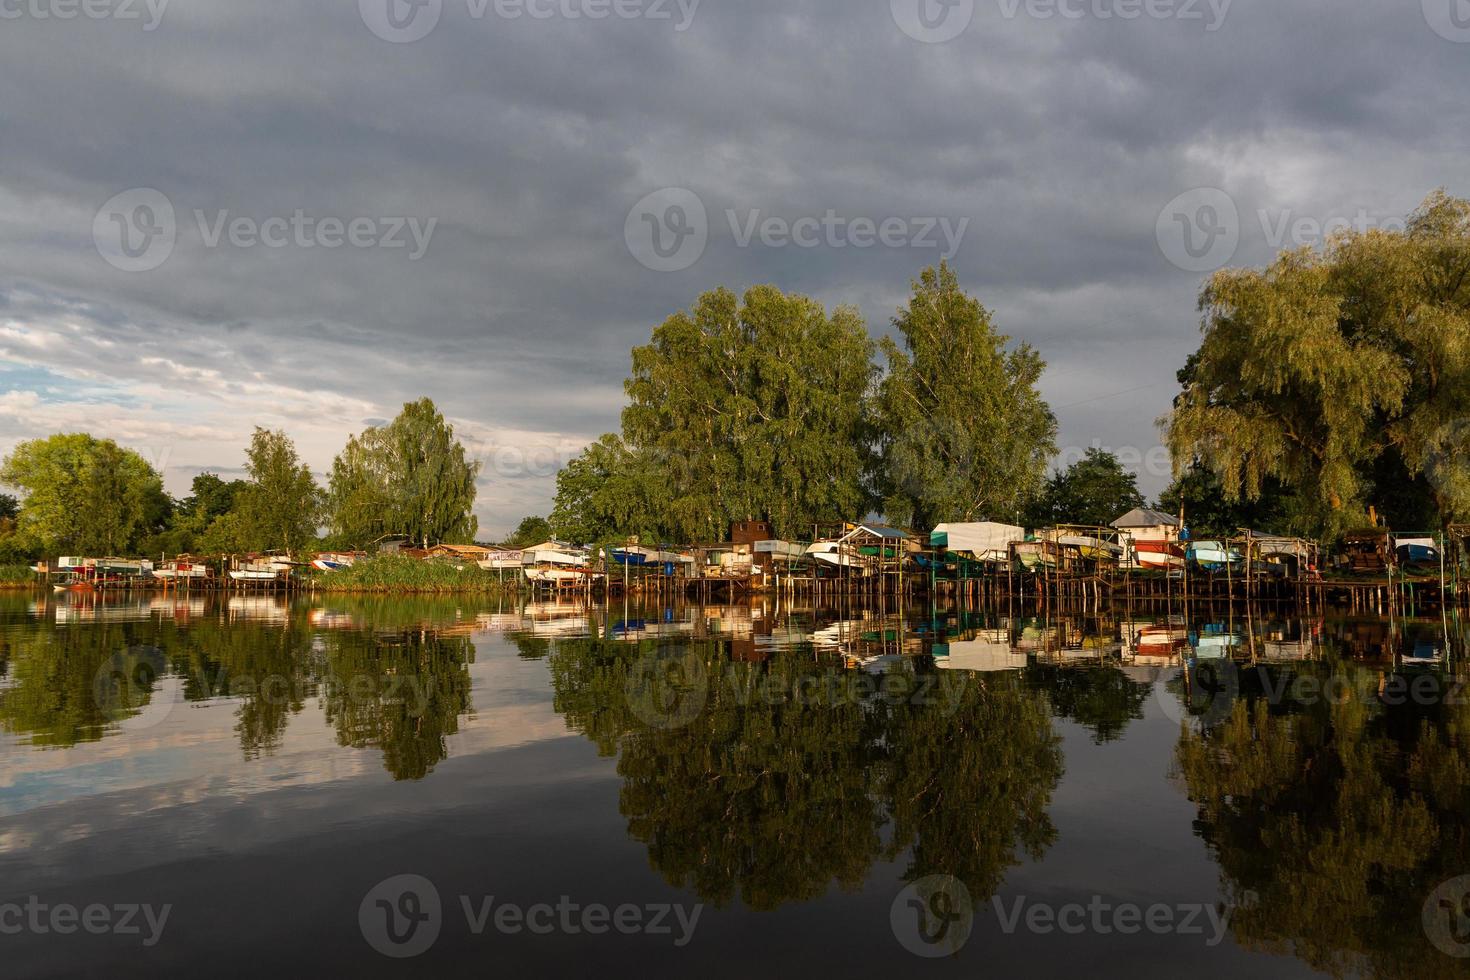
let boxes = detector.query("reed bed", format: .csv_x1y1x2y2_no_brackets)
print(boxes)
0,563,36,587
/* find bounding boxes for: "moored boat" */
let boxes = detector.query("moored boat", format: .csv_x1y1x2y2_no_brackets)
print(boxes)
1133,540,1185,570
311,551,363,572
1187,540,1243,572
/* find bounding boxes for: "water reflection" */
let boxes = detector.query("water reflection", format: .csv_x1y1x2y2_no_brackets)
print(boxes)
3,591,1470,975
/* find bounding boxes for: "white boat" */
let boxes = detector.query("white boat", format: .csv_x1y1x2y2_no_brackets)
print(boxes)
311,552,362,572
229,562,280,582
804,541,869,571
153,559,211,581
522,549,600,586
755,540,808,560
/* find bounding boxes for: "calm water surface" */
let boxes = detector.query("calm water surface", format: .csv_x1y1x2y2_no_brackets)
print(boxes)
2,591,1468,978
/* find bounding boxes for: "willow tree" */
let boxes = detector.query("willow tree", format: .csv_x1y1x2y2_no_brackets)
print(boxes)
1166,191,1470,536
621,285,876,542
326,398,480,548
876,263,1056,529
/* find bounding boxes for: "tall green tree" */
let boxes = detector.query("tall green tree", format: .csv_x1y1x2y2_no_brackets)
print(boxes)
1026,448,1144,528
876,263,1057,529
621,285,876,541
550,434,661,544
507,516,553,548
235,428,320,553
1166,191,1470,537
0,433,168,555
326,399,479,548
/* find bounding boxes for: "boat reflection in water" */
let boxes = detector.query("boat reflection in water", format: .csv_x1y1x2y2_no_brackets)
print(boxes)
3,591,1470,977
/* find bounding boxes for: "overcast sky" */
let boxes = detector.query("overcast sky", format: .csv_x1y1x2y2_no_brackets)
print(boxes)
1,0,1466,537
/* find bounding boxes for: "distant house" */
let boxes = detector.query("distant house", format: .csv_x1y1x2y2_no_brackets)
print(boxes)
374,535,411,554
1111,508,1181,538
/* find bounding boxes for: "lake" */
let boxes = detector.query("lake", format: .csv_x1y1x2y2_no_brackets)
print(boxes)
2,591,1467,978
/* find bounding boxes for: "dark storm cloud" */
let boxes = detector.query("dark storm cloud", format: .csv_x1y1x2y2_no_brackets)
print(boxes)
1,0,1467,532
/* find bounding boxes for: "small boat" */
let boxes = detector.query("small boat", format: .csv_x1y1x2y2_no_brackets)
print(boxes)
1014,541,1059,572
1394,538,1440,567
154,558,212,581
229,560,281,582
1055,535,1123,562
522,549,602,586
311,552,362,572
805,541,869,571
1133,540,1185,570
754,540,807,561
1187,541,1243,572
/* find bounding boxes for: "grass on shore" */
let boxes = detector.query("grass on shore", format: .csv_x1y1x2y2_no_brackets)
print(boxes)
0,563,35,586
311,554,512,594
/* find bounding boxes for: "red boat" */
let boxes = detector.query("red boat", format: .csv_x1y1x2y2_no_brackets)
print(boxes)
1133,540,1185,569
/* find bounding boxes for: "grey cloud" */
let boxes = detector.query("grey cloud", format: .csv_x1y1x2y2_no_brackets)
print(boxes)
0,0,1466,533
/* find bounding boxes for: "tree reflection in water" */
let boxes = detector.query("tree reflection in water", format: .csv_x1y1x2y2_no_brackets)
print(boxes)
0,597,477,782
1175,658,1470,979
546,633,1063,911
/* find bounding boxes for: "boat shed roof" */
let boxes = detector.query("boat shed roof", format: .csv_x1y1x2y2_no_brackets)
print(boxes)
1111,508,1180,529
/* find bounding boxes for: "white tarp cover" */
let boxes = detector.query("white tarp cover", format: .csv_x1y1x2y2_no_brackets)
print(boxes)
932,522,1026,559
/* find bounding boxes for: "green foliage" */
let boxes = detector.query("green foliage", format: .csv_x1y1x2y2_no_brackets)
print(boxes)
326,398,480,549
1176,657,1470,979
550,435,662,544
1166,191,1470,537
877,263,1057,529
0,563,34,584
621,284,877,541
544,633,1062,908
0,433,168,555
139,472,252,557
506,515,554,548
1026,448,1144,528
1157,461,1297,538
233,428,321,553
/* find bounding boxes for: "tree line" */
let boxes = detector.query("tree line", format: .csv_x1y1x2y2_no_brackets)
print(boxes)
9,189,1465,561
548,263,1067,545
0,398,480,560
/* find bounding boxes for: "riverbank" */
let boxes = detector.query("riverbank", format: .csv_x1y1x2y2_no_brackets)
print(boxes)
0,564,37,589
311,555,514,594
